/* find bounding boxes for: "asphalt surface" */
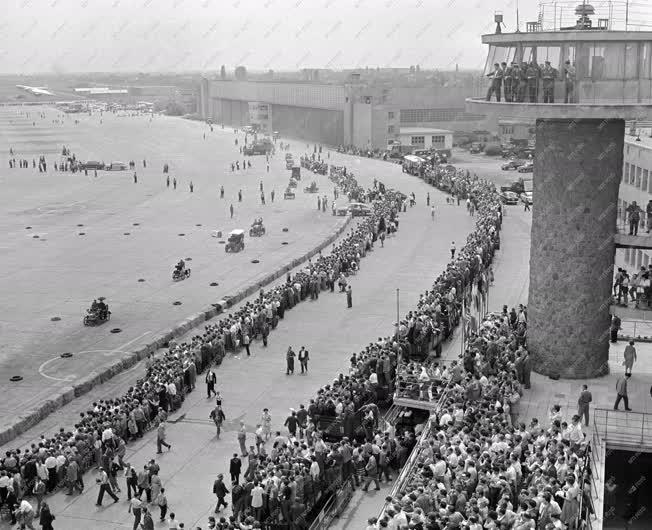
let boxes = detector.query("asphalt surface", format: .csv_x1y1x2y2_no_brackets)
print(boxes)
0,106,343,427
3,145,480,529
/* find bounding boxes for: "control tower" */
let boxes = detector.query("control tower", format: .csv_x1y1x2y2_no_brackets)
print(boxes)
467,2,652,378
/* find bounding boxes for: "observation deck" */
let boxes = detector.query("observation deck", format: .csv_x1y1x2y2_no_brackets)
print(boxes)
467,3,652,378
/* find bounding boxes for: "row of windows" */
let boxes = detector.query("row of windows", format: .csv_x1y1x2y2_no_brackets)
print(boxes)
624,162,650,192
400,108,466,123
624,247,651,270
485,42,652,80
411,136,425,145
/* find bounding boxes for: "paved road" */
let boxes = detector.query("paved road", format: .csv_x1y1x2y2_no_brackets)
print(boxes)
3,150,478,528
0,107,344,425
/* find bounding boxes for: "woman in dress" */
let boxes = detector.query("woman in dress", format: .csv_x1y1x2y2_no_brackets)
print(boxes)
560,475,580,529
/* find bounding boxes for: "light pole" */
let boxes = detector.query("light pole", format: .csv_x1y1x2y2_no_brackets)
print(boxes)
396,288,400,326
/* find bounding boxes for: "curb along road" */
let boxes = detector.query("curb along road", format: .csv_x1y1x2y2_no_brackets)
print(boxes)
0,215,353,446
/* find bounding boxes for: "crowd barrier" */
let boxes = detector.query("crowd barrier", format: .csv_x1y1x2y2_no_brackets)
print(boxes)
0,215,353,447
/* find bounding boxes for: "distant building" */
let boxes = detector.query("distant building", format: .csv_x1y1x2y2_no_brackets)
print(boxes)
396,127,453,153
197,73,488,149
498,119,535,144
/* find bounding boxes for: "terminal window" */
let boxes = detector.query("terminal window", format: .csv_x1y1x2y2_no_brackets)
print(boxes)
636,166,642,188
388,125,395,134
644,169,649,192
388,111,394,119
432,135,445,144
411,136,425,146
630,165,637,185
625,162,629,182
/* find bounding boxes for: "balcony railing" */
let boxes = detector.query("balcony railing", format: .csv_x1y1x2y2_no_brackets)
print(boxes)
593,407,652,451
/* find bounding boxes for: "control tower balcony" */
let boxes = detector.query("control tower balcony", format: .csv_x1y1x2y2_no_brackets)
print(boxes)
467,3,652,378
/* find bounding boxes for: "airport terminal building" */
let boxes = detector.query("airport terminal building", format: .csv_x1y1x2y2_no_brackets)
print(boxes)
198,76,487,149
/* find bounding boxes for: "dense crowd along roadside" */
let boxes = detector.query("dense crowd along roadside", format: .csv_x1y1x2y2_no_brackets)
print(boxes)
243,170,506,530
0,172,406,524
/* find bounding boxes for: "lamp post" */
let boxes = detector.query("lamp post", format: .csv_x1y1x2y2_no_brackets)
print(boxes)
396,288,400,326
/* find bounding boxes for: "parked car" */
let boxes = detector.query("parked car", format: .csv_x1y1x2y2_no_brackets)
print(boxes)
501,160,525,171
520,191,533,205
80,160,105,170
469,142,484,154
106,161,127,171
518,162,534,173
500,191,519,205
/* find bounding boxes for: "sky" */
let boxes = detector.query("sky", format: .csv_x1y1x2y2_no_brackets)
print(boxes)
2,0,543,74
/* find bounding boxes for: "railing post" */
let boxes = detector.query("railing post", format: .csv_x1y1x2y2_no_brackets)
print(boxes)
642,411,645,446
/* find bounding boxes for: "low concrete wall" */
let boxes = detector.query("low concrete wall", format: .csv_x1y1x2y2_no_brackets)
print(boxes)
0,216,352,447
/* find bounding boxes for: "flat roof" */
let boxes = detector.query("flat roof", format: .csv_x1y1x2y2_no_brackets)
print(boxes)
626,135,652,150
399,127,453,135
483,30,652,45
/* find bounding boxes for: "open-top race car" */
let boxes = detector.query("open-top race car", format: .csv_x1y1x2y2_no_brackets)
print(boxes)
172,259,191,281
84,296,111,326
304,181,319,193
249,218,266,237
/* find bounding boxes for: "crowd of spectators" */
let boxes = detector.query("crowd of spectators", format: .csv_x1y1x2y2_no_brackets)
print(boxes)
0,173,404,526
372,305,592,528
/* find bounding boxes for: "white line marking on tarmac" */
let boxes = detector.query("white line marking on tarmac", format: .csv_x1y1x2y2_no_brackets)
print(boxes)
37,332,151,382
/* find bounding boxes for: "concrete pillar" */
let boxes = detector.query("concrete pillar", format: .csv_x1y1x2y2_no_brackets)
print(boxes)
529,118,623,379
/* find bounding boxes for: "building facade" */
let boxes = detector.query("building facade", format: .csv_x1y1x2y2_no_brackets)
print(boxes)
197,76,488,149
618,134,652,272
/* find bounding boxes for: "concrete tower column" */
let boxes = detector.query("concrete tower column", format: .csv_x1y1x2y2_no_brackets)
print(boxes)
528,118,624,379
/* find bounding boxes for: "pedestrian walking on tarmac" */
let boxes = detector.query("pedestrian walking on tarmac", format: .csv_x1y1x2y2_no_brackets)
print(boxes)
243,333,251,356
286,347,296,375
577,384,593,426
156,421,171,454
431,206,435,221
524,199,531,212
298,347,309,373
220,185,225,198
237,422,248,456
230,204,234,218
133,172,138,184
173,178,177,189
210,403,226,438
614,373,632,411
450,241,456,259
189,181,194,193
426,192,430,206
230,454,242,484
271,189,275,202
166,176,170,188
206,370,217,398
212,474,229,513
347,285,353,308
238,189,242,202
623,340,637,375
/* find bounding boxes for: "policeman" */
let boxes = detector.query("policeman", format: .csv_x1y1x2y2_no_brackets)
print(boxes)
541,60,557,103
485,62,504,102
564,60,576,103
526,60,540,103
509,62,520,103
519,62,529,103
503,62,513,102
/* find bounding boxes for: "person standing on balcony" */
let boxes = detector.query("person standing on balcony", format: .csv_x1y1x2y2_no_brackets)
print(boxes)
577,384,592,426
626,201,642,236
503,62,514,102
541,61,557,103
526,60,541,103
511,62,521,102
563,60,576,103
485,63,504,102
